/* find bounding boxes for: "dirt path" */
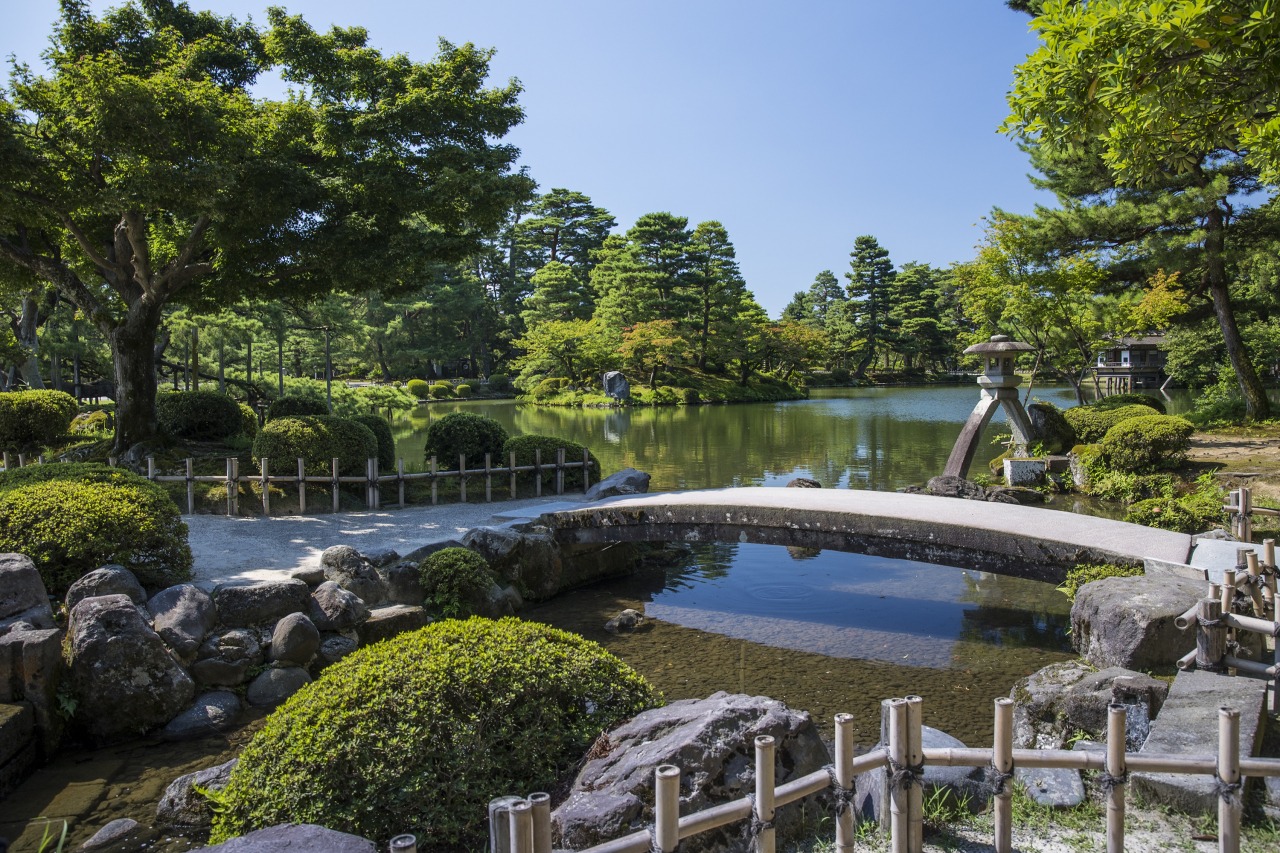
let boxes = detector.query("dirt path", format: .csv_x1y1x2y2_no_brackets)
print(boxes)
1187,424,1280,506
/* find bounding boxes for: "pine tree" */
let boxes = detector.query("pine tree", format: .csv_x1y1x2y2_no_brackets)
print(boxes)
844,236,896,378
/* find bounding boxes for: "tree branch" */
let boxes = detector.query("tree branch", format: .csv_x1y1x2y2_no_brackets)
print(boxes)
155,215,212,297
123,210,152,286
59,213,126,281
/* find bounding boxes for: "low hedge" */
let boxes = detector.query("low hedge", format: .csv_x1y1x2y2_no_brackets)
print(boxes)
351,414,395,470
501,434,601,490
423,412,508,469
486,373,510,391
252,416,378,476
156,390,243,441
1062,404,1156,443
1098,414,1194,473
0,390,78,450
0,463,191,594
208,618,660,848
266,395,329,420
455,384,472,398
418,547,495,617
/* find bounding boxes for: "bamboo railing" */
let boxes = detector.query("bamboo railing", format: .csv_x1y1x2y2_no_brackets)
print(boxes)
1226,486,1280,543
0,448,592,515
487,695,1280,853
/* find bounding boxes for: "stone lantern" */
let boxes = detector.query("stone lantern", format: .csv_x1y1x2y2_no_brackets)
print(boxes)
943,334,1036,479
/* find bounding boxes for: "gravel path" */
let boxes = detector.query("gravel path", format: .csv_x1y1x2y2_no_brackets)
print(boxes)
184,495,588,585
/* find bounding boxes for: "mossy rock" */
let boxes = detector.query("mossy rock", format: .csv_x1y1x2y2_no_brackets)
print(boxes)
208,618,660,849
1026,402,1076,454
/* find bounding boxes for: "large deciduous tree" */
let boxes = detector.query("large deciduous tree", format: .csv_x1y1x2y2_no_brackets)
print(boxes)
0,0,528,453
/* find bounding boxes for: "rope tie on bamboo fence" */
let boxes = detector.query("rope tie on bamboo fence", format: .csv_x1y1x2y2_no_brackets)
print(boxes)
984,763,1014,796
886,757,925,791
743,793,776,837
822,764,857,815
1213,771,1244,808
1096,770,1129,793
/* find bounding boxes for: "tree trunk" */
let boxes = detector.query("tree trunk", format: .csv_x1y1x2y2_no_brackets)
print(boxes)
1205,204,1271,419
108,302,164,454
16,296,45,389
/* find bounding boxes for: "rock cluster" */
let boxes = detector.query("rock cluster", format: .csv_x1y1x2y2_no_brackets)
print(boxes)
919,475,1045,505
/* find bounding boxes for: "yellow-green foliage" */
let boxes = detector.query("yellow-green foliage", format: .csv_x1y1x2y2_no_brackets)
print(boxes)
266,394,329,420
209,618,661,848
423,412,508,468
0,390,78,450
418,547,495,617
486,373,510,391
1098,414,1194,473
502,434,601,489
69,410,110,435
156,390,243,441
0,463,191,594
1092,393,1166,414
252,416,378,476
238,403,258,439
1058,563,1143,600
1063,404,1157,443
455,383,472,398
1125,474,1226,533
405,379,430,400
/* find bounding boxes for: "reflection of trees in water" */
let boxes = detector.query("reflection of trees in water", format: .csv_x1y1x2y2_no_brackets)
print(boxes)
664,542,737,588
786,546,822,561
955,571,1071,653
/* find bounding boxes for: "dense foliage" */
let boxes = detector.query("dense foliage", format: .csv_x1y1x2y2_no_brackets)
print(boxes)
351,414,395,470
208,618,660,848
502,434,601,489
156,391,243,441
1057,563,1144,601
0,390,78,450
266,395,329,420
252,416,378,476
1125,474,1226,533
1063,404,1158,444
0,463,191,593
1097,415,1194,474
418,547,496,618
423,412,509,468
1092,394,1166,415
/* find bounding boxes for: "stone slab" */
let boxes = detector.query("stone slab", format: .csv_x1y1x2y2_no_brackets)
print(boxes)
1143,558,1206,581
1188,539,1271,584
1131,669,1268,814
1015,765,1085,808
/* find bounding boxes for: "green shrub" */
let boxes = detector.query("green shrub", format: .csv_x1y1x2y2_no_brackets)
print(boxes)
266,395,329,420
351,414,395,470
486,373,510,391
0,390,78,450
423,412,508,468
0,463,191,594
502,434,601,490
678,387,700,405
830,367,851,384
1092,393,1166,415
418,547,495,617
1063,404,1157,443
154,390,242,441
208,618,660,848
1125,474,1226,533
252,416,378,476
1098,414,1194,473
238,403,258,439
530,377,563,399
428,383,453,399
406,379,430,400
69,410,110,435
455,384,472,398
1058,563,1144,601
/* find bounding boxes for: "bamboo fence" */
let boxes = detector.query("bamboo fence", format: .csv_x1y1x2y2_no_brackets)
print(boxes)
1226,486,1280,543
0,448,592,516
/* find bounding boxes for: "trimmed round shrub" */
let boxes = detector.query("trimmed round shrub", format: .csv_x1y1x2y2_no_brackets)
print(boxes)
238,403,258,439
1063,404,1156,443
455,383,472,398
428,382,453,399
423,412,508,468
1098,414,1194,473
678,387,700,405
1093,393,1166,415
208,618,660,848
0,463,191,594
501,434,601,490
155,390,242,441
0,390,78,450
252,416,378,476
266,395,329,420
351,414,395,470
406,379,430,400
486,373,510,391
418,547,495,617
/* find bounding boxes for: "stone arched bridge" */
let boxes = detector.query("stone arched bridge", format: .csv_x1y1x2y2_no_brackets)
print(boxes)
539,488,1194,583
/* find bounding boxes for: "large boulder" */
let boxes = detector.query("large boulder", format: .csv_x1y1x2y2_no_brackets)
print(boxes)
213,580,310,628
157,759,237,827
854,722,990,826
245,665,311,708
1027,403,1077,454
603,370,631,401
308,582,370,632
190,629,262,688
64,564,146,611
925,475,987,500
320,546,387,605
197,824,375,852
0,626,64,751
1011,661,1170,751
552,692,829,852
267,613,320,666
161,691,243,742
0,553,54,635
355,605,431,646
585,468,650,501
147,584,217,659
65,594,195,741
1072,575,1202,669
378,562,425,606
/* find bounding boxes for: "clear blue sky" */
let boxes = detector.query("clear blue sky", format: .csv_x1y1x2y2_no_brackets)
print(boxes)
6,1,1050,317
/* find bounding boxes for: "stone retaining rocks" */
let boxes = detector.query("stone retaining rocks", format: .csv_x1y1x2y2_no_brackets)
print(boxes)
308,582,370,631
268,613,320,666
161,691,243,741
585,467,649,500
1071,574,1202,669
80,818,142,850
196,823,375,852
1011,661,1168,751
64,564,148,610
246,665,311,708
148,584,216,660
356,605,431,646
213,580,309,628
321,545,387,604
158,759,237,827
0,554,55,634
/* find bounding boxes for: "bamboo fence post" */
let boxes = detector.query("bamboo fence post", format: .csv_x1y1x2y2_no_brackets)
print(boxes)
993,697,1014,853
430,456,438,505
331,458,340,513
366,458,376,509
397,459,406,508
1218,706,1242,853
754,734,776,853
185,458,194,514
147,456,155,481
1105,703,1127,853
297,458,306,514
224,458,234,516
509,451,517,499
388,833,416,852
528,792,552,853
18,453,26,467
507,798,533,853
654,764,680,853
556,447,565,495
834,712,856,853
2,451,9,470
459,453,468,503
534,448,542,497
1197,598,1227,671
485,453,492,502
583,446,592,492
1229,488,1241,539
887,698,909,853
1246,552,1264,617
906,695,924,853
1261,538,1276,615
261,458,270,515
1240,486,1253,543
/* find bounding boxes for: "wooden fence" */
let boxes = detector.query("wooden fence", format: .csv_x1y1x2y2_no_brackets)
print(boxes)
0,449,592,516
484,696,1280,853
1227,486,1280,543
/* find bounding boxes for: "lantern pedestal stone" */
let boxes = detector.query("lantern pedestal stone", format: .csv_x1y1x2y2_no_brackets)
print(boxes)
943,335,1036,480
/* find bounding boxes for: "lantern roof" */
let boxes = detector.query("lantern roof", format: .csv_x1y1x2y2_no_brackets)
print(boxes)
963,334,1035,356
